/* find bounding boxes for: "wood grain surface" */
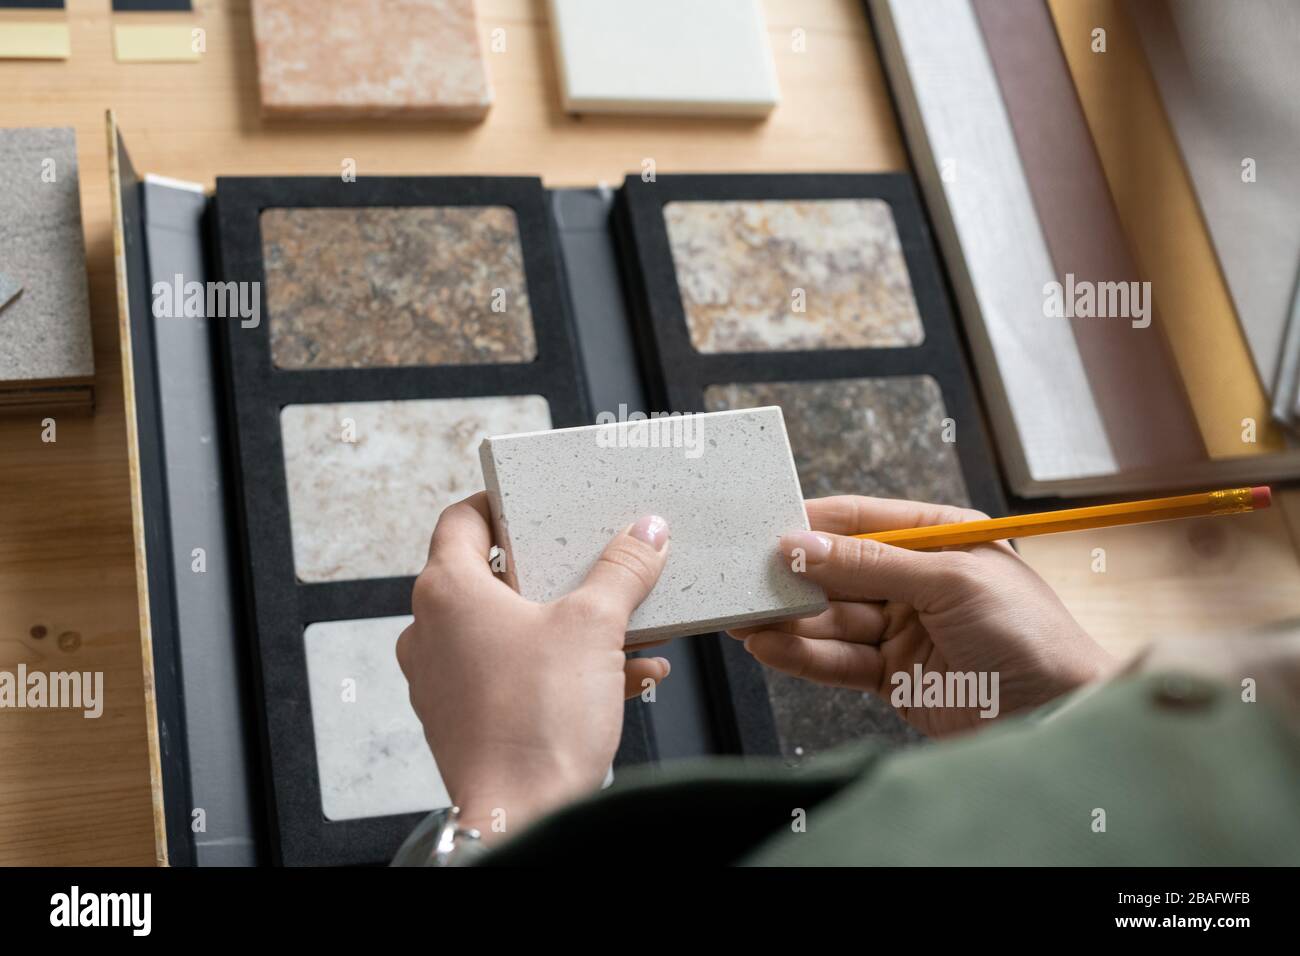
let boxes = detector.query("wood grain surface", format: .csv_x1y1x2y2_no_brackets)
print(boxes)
1,0,1297,866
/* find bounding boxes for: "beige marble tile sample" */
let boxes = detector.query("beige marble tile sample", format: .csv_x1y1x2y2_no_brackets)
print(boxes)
282,395,552,583
252,0,493,119
304,615,449,821
262,206,535,369
664,199,924,353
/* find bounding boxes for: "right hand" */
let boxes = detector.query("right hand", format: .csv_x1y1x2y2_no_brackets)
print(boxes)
729,496,1115,737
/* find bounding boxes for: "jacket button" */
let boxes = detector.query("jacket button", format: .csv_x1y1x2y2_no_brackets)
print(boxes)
1151,674,1218,710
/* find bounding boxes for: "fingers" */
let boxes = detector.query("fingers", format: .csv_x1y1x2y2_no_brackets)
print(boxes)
743,632,883,691
780,530,971,607
623,656,671,699
728,600,887,645
426,492,495,567
804,495,987,535
564,515,671,625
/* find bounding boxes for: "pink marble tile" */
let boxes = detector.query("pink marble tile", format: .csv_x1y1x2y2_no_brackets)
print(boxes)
252,0,493,119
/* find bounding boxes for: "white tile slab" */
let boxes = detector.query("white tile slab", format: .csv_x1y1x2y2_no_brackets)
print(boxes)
548,0,779,116
304,615,448,822
480,406,827,644
870,0,1117,489
281,395,552,583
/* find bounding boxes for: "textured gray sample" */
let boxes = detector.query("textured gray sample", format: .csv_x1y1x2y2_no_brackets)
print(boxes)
0,272,20,313
0,127,94,385
705,376,972,761
480,406,828,644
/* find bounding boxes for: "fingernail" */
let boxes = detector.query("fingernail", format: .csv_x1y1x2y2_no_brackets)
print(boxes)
654,656,671,676
781,531,831,564
629,514,670,551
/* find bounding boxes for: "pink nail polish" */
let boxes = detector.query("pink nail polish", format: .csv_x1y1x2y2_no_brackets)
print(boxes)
629,514,670,551
781,530,831,564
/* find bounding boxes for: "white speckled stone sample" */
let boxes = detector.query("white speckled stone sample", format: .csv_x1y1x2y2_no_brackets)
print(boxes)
282,395,552,583
252,0,493,119
304,615,449,821
0,127,93,386
480,406,827,644
549,0,778,116
664,199,924,353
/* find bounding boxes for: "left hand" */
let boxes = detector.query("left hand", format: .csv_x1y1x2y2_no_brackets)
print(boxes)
396,493,672,844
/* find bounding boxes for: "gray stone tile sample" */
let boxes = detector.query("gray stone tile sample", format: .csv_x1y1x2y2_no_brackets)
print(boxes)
281,395,552,583
0,273,20,313
303,615,449,821
480,406,828,644
664,198,924,353
0,127,93,386
705,376,971,760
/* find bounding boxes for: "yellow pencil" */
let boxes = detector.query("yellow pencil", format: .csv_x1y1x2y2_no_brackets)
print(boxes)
854,487,1272,551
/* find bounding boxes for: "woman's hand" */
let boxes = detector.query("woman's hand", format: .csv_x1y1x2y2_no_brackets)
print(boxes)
396,492,671,844
731,495,1115,737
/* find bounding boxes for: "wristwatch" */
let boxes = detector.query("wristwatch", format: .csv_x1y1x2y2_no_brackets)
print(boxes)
390,805,488,867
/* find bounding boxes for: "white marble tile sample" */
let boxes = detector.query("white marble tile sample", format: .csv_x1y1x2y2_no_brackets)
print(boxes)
304,615,448,821
548,0,779,116
480,406,827,644
282,395,552,583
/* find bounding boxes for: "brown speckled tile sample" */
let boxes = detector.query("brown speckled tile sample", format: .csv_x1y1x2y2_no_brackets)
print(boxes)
704,375,970,759
262,206,536,369
251,0,493,119
281,395,552,583
664,199,924,353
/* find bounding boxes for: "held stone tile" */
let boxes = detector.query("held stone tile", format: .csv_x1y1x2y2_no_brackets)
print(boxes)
664,199,924,353
281,395,552,583
262,206,536,369
480,406,828,645
0,127,93,385
704,376,970,760
303,615,449,822
252,0,493,119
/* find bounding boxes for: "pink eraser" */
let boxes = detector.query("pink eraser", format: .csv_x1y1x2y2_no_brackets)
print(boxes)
1251,486,1272,509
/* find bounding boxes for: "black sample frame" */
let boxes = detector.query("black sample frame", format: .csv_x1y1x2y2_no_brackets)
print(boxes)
614,173,1006,756
213,176,647,866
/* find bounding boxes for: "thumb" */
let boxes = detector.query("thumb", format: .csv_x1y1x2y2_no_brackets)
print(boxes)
780,530,964,608
568,515,671,623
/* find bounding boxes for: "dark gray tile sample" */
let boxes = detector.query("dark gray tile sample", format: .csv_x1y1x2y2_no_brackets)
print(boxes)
0,127,93,385
0,272,21,313
704,375,971,761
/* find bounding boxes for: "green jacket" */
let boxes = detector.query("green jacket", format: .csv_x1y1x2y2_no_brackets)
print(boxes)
396,637,1300,865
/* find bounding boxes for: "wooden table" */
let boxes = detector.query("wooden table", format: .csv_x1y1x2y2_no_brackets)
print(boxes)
2,0,1298,866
